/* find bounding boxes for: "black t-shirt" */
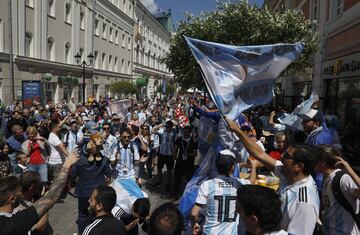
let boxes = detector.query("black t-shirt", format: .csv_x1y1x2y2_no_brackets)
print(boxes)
82,214,126,235
0,206,39,235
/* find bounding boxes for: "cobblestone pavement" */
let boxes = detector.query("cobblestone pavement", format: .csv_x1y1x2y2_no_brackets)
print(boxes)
49,172,179,235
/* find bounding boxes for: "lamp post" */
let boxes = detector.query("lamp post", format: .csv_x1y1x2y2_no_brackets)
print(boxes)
75,52,94,104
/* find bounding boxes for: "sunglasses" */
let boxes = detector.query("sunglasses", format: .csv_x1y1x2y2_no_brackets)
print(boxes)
122,136,130,139
103,127,110,130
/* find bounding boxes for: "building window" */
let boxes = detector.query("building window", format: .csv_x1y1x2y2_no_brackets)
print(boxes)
329,0,344,20
48,0,55,17
109,27,113,42
122,33,125,47
115,30,119,44
128,3,132,16
0,20,4,52
102,53,106,70
123,0,126,12
80,10,85,30
47,37,54,60
44,83,57,102
25,32,33,57
121,59,124,73
127,61,131,74
95,19,99,36
311,0,319,21
79,47,84,61
26,0,34,7
64,42,71,63
128,35,131,50
65,2,71,23
94,50,99,69
108,55,112,71
102,23,107,39
114,57,118,72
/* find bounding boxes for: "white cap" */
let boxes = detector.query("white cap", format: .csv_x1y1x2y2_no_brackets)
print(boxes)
219,149,236,159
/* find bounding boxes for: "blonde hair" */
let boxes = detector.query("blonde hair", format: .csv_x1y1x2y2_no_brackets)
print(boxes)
26,126,38,136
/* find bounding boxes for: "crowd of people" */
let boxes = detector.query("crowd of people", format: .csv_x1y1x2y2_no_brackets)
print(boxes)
0,94,359,235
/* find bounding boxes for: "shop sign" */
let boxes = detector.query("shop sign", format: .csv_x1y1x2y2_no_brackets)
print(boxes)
22,81,41,108
323,53,360,78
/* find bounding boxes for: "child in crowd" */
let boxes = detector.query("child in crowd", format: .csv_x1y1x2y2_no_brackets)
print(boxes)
15,151,29,176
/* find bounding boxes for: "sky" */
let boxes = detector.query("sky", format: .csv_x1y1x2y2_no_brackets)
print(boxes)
139,0,265,27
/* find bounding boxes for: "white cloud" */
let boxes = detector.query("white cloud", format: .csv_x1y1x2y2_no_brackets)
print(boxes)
139,0,160,14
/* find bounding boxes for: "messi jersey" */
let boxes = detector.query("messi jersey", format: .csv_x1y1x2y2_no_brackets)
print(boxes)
196,175,242,235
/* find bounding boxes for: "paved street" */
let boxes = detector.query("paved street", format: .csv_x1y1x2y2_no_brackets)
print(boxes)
49,173,177,235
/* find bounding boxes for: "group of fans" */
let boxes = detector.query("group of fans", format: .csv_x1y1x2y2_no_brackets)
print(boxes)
0,94,359,235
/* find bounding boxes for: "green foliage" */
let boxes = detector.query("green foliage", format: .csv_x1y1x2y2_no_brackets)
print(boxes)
109,80,138,97
164,1,318,89
156,84,176,95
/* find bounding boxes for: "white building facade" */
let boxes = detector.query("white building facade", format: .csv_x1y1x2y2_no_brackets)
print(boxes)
0,0,173,105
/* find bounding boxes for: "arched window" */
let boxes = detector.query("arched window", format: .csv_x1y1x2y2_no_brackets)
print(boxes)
64,42,71,63
47,36,54,60
25,32,33,57
65,2,71,23
80,9,85,30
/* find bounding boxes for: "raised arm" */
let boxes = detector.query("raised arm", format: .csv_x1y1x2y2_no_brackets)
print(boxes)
226,118,277,172
33,151,79,217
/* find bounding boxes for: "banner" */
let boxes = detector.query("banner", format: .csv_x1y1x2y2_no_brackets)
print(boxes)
184,36,304,120
22,81,41,108
108,99,132,119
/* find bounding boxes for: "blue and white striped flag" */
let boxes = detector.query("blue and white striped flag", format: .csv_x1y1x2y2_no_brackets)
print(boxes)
184,36,304,120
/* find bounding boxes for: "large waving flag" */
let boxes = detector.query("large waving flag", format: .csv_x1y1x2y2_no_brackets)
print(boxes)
184,36,304,120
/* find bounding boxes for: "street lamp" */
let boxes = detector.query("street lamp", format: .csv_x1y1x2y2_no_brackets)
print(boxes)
75,52,94,104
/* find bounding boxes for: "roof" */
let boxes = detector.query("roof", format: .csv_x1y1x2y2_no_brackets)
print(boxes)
154,10,175,33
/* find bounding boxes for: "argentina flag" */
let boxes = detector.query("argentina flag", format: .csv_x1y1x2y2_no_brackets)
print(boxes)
184,36,304,120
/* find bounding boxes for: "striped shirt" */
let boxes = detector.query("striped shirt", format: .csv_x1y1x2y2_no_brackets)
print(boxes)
274,161,320,235
158,128,175,156
196,175,243,235
322,169,360,235
101,134,117,161
112,142,140,180
82,215,126,235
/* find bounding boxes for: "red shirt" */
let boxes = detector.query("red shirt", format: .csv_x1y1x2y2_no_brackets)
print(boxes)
28,141,45,165
269,149,282,161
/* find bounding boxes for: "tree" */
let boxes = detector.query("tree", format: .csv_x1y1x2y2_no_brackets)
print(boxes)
109,80,137,98
164,1,318,89
156,84,176,96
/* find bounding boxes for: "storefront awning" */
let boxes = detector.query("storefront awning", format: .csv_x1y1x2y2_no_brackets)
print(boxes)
136,76,148,86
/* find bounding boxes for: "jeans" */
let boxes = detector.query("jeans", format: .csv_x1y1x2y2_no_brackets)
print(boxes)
28,163,48,182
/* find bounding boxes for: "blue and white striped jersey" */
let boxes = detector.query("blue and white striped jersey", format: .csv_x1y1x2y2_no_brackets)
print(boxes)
322,169,360,235
112,141,140,180
274,161,320,235
158,128,175,156
195,175,243,235
101,134,117,160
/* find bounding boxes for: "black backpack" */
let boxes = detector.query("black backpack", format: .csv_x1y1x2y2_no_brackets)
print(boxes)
332,170,360,228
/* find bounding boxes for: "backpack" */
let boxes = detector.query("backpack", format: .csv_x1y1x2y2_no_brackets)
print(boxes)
331,170,360,228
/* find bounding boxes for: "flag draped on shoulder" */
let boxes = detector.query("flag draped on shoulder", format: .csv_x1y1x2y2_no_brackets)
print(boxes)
184,36,304,120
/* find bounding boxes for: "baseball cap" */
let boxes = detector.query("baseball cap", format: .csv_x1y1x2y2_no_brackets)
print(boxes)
298,109,323,123
219,149,236,159
85,120,98,134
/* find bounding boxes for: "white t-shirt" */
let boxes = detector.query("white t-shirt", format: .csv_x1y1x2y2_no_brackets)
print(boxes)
274,161,320,235
322,169,360,235
264,230,288,235
48,132,63,165
196,175,243,235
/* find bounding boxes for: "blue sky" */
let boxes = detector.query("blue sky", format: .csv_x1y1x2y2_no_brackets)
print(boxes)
140,0,264,27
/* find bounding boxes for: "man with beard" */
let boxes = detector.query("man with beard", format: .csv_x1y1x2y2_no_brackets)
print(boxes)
71,133,113,234
83,186,126,235
0,150,79,235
